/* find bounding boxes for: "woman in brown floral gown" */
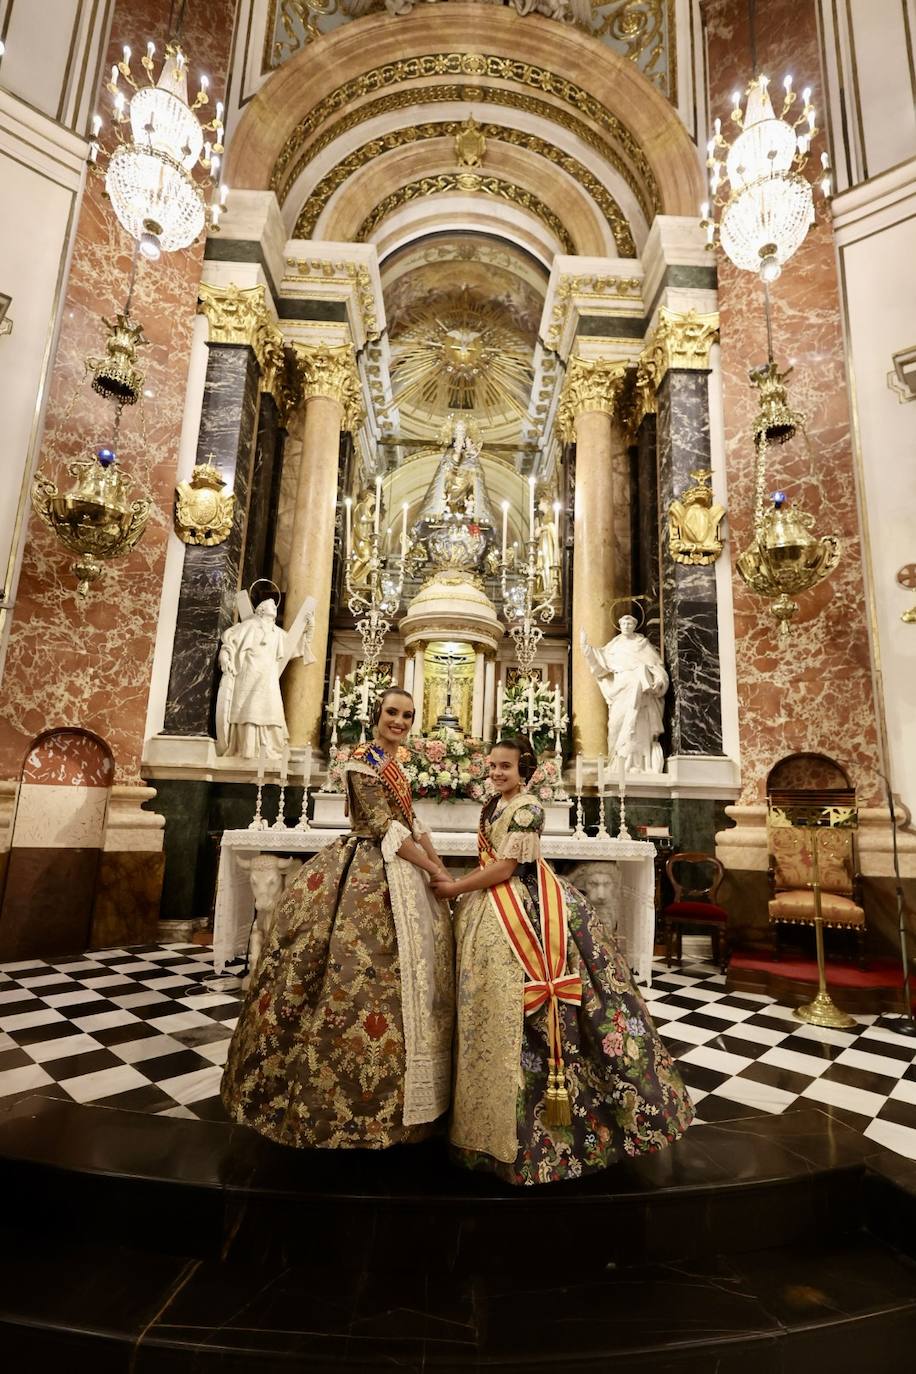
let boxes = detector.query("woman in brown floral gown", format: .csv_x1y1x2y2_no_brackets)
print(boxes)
221,689,454,1149
433,739,693,1186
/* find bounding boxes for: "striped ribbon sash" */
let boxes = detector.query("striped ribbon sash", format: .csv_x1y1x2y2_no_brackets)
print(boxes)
355,743,415,829
479,823,582,1126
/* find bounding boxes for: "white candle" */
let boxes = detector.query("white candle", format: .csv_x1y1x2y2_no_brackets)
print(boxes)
303,744,312,788
332,674,341,718
528,477,536,540
344,498,352,559
400,501,408,557
279,744,289,784
618,753,627,794
361,679,370,720
374,476,382,536
256,742,265,783
501,501,509,559
496,678,504,729
553,684,561,728
553,501,561,566
527,680,535,732
597,755,605,795
575,753,583,795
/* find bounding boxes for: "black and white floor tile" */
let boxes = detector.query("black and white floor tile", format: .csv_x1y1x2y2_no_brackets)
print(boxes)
1,944,915,1161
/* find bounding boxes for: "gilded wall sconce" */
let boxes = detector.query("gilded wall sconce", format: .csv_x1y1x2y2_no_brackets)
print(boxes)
668,468,726,565
174,456,235,545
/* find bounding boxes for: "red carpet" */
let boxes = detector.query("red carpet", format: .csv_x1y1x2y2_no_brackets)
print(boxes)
730,951,906,989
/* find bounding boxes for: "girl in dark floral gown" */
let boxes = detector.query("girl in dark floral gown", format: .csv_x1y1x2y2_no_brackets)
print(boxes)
432,739,693,1186
221,689,454,1149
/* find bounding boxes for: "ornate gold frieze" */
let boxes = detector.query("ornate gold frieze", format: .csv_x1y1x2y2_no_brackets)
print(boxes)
544,273,643,353
275,83,655,228
556,357,629,442
293,119,635,255
292,342,364,432
175,457,236,546
642,307,720,385
270,55,660,218
668,468,726,566
198,282,296,418
283,259,381,344
356,173,575,255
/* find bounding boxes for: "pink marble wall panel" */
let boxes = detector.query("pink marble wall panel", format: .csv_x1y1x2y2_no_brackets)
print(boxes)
703,0,882,805
0,0,235,784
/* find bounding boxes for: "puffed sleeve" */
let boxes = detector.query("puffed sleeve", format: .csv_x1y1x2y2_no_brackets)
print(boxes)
346,768,412,861
498,801,545,864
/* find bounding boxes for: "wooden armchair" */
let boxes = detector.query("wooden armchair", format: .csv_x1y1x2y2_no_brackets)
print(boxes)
767,789,866,963
661,852,730,974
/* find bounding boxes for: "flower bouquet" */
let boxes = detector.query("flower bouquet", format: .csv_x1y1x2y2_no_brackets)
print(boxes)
327,666,393,744
403,731,491,802
499,676,568,757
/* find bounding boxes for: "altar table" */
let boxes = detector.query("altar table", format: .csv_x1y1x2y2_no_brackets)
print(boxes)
214,827,657,985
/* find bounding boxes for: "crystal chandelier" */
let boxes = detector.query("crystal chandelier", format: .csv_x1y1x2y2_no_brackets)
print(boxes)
91,41,227,261
701,74,831,282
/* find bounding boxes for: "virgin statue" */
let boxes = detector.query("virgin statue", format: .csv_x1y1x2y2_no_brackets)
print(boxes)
580,616,669,773
221,687,454,1148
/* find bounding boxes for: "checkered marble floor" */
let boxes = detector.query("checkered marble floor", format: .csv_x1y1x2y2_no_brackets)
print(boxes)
1,944,915,1161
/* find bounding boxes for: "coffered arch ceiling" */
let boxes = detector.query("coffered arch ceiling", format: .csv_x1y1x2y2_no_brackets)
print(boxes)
226,6,705,446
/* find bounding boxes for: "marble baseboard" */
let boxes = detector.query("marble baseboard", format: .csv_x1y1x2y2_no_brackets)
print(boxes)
90,852,165,950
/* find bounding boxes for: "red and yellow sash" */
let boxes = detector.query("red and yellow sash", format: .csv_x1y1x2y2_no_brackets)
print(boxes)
353,742,414,829
479,821,582,1126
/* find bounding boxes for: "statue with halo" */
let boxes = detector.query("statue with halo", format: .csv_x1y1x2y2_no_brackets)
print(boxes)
215,581,316,760
580,609,669,773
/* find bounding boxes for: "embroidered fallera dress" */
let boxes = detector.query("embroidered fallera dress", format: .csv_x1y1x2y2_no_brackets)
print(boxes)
450,791,694,1185
221,744,454,1149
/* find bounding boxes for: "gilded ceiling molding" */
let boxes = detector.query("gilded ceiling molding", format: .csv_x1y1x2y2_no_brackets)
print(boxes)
556,356,629,442
292,342,364,432
355,173,576,254
275,83,655,226
293,120,635,254
283,257,381,343
642,307,720,386
544,272,643,353
268,53,660,216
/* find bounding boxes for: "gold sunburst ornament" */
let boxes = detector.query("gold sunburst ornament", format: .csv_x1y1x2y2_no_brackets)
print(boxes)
389,288,533,426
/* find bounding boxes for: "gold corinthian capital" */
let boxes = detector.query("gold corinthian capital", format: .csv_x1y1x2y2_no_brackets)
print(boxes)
643,307,720,386
198,282,294,418
292,342,364,434
556,356,629,442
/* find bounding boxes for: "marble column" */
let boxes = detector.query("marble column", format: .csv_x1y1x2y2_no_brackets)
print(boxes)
412,646,425,730
404,656,415,695
163,344,260,735
483,657,496,743
472,651,486,736
648,310,724,756
559,359,629,758
635,412,660,610
283,344,363,747
241,389,287,595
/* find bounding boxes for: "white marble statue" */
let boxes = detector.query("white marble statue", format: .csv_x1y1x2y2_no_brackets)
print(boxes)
580,616,669,773
215,594,316,760
566,861,619,935
235,853,302,987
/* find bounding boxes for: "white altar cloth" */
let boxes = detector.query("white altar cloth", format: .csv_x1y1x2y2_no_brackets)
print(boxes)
214,826,657,985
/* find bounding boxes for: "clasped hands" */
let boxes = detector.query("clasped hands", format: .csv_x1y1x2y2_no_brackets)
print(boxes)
428,864,460,902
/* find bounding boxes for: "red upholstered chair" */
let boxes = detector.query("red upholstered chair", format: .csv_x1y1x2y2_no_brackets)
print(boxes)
661,852,730,973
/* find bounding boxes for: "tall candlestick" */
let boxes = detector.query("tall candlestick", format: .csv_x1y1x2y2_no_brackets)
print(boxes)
400,501,408,558
279,744,289,785
332,674,341,718
501,501,508,560
496,678,504,730
575,753,583,795
618,753,627,794
528,476,536,541
374,476,382,536
527,679,535,732
256,742,265,784
553,684,561,729
344,498,352,559
361,678,370,720
597,755,605,795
